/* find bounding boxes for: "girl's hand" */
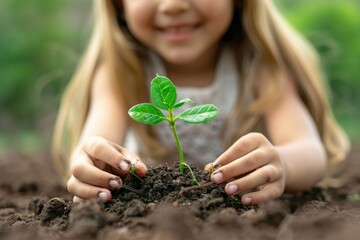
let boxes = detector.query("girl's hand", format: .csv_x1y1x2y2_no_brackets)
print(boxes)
66,136,147,203
206,133,286,205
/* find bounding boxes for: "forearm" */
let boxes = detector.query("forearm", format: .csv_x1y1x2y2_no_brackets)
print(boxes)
276,139,327,192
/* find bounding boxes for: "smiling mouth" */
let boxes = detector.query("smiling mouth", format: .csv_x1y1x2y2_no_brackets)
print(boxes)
158,24,199,33
157,24,200,41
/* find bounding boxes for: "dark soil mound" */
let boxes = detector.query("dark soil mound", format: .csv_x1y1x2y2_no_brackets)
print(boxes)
0,147,359,240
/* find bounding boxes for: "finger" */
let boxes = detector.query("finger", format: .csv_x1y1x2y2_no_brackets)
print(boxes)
204,163,221,173
241,183,283,205
204,163,213,173
132,159,148,177
72,161,123,189
211,148,269,184
116,145,141,162
106,157,148,177
110,144,148,177
214,133,264,167
83,137,131,173
223,165,281,196
67,176,112,202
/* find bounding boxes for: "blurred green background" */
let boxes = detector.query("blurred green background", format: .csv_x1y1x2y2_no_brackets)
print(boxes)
0,0,359,153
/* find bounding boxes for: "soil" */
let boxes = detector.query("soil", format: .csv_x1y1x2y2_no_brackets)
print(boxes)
0,146,359,240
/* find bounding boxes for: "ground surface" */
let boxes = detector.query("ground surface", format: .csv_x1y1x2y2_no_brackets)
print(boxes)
0,145,359,240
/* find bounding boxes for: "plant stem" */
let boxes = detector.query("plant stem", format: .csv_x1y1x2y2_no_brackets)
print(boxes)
169,109,185,173
169,109,200,184
182,162,200,185
130,165,143,182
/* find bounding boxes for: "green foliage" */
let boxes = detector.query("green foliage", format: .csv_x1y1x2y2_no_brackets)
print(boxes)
0,0,90,147
128,75,219,126
179,105,219,124
151,75,177,110
128,75,219,184
276,0,360,140
128,103,166,125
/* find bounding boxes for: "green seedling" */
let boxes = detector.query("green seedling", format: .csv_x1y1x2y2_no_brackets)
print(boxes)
347,193,360,202
129,164,143,182
128,75,219,184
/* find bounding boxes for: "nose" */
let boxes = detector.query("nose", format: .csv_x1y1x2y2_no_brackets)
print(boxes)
158,0,190,15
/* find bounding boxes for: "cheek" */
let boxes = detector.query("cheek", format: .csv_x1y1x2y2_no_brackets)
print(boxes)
209,12,233,38
201,2,234,33
124,3,153,41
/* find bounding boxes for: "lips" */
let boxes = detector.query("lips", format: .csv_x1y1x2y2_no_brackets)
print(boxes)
158,25,197,33
157,24,200,42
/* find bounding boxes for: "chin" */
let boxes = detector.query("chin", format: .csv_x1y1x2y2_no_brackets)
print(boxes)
162,53,200,66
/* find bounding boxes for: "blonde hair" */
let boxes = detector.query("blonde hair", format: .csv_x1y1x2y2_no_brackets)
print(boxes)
53,0,349,185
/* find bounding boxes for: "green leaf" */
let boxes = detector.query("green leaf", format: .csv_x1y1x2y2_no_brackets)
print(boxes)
179,104,219,124
151,75,177,110
173,98,193,109
128,103,165,125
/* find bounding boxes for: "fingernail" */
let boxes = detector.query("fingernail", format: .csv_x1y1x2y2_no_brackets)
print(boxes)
109,178,122,189
120,160,130,171
227,184,238,194
242,196,252,205
98,191,110,202
212,172,223,183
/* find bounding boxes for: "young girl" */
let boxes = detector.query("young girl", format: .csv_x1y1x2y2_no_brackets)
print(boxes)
53,0,349,205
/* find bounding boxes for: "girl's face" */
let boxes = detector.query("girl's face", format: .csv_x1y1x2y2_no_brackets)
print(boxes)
122,0,234,66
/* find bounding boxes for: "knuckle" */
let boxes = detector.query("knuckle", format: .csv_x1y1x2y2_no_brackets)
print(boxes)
84,136,100,147
85,136,107,156
244,155,257,169
92,145,105,157
266,147,279,160
244,157,254,169
265,166,278,180
249,132,264,141
244,150,264,169
247,132,257,139
234,139,251,153
255,148,266,159
71,162,84,178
